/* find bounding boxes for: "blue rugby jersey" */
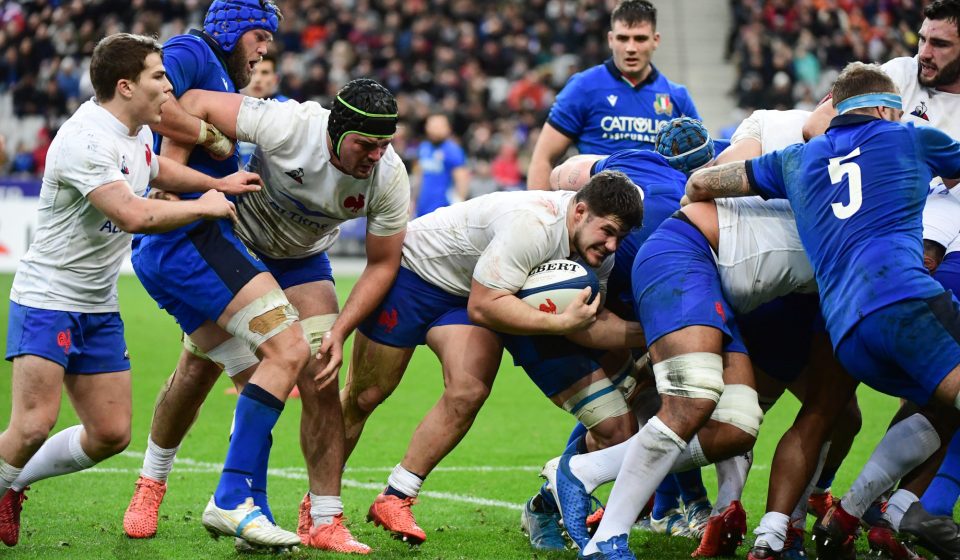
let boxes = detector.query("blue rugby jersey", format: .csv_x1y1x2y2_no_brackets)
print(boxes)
547,60,699,153
156,31,241,197
416,139,466,217
747,114,960,347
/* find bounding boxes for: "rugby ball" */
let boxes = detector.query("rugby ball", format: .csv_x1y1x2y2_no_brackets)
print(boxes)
517,259,599,314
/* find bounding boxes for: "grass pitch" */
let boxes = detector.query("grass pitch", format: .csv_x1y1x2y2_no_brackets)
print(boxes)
0,273,901,559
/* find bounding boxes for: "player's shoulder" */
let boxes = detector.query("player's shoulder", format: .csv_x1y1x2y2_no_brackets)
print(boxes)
163,32,210,53
562,63,616,92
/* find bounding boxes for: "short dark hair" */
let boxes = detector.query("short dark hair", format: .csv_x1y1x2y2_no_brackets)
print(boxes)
611,0,657,29
576,170,643,231
925,0,960,36
831,62,898,108
90,33,163,102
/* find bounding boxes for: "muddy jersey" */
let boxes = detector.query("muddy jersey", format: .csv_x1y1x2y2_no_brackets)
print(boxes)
401,190,612,297
730,109,809,153
234,97,409,258
883,57,960,141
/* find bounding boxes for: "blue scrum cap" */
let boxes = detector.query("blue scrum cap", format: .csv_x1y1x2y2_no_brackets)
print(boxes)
655,117,715,175
203,0,279,53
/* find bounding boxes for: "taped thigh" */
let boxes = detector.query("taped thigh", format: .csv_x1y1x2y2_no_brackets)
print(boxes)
183,333,259,378
653,352,724,402
562,376,631,429
710,383,764,438
225,288,299,353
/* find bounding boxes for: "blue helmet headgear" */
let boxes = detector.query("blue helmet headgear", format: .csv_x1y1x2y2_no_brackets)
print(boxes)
203,0,280,54
655,117,715,176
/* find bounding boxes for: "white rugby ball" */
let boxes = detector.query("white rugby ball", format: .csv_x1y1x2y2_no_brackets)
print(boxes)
516,259,599,314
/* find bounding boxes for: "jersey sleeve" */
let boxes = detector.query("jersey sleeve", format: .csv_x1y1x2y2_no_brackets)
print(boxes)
914,125,960,180
745,148,789,200
674,85,701,120
447,142,466,169
730,110,764,145
366,161,411,237
235,98,308,154
162,38,207,97
546,73,587,139
473,218,556,293
56,130,127,197
922,192,960,248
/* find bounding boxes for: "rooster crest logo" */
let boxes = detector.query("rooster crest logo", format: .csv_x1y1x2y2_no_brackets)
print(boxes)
344,194,365,213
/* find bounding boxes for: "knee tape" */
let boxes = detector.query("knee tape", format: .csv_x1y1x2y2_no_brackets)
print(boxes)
562,377,631,429
205,337,260,377
653,352,724,402
710,384,764,438
182,332,208,359
225,288,299,353
300,313,338,355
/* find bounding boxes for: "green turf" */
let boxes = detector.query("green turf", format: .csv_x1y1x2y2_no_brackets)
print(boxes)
0,273,901,558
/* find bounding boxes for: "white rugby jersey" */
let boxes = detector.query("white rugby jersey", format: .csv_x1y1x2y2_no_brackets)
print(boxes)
401,190,612,297
716,197,816,314
925,184,960,255
11,99,158,312
883,57,960,141
730,109,809,153
234,97,410,258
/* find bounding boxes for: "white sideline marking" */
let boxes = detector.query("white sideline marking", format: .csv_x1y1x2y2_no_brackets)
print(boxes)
111,451,525,511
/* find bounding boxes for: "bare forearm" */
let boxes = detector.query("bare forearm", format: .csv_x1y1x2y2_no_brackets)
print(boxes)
152,97,203,145
469,296,567,335
566,310,645,350
152,156,219,193
121,198,212,233
527,157,555,190
685,162,752,202
331,261,399,340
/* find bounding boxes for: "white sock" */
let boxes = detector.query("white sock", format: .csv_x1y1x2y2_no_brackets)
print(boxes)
12,425,95,491
140,436,179,482
884,489,918,531
714,451,752,515
754,511,790,551
584,417,686,555
309,493,343,526
842,414,939,518
671,435,709,472
0,461,22,494
569,440,630,493
790,442,831,524
387,464,424,498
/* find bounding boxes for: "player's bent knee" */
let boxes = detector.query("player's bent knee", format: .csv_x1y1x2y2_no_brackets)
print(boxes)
588,414,636,448
354,386,391,415
709,384,763,438
562,376,631,429
202,336,260,378
300,313,339,355
654,352,725,402
443,382,491,417
226,288,300,355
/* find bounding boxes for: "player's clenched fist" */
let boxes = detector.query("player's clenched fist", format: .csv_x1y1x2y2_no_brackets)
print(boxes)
197,189,237,222
216,170,263,195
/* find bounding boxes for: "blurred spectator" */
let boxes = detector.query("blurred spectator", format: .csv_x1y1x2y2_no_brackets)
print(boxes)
10,141,34,175
728,0,932,109
491,141,523,190
413,113,469,217
0,133,8,174
238,55,289,167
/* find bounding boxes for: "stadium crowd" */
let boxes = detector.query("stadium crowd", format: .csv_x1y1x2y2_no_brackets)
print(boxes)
0,0,625,192
728,0,928,111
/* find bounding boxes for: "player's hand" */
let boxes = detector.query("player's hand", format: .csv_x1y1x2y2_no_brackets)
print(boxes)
217,170,263,196
558,286,601,333
314,331,344,390
148,189,180,201
197,189,238,223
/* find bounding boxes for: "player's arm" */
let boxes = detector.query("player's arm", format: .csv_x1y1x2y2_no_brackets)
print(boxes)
153,94,235,160
87,181,237,233
468,280,599,335
550,154,604,191
151,155,262,195
157,89,245,164
565,308,645,349
528,123,575,190
314,228,405,387
685,161,755,202
452,165,471,201
409,160,422,214
802,94,835,141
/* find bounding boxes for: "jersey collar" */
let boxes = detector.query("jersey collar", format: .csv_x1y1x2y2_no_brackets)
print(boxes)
189,29,233,89
826,113,879,132
604,59,659,90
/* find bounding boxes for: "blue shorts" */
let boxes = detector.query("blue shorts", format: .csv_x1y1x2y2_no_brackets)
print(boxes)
935,252,960,295
132,220,268,335
632,216,746,353
5,302,130,374
737,293,823,383
501,334,603,397
259,251,334,290
358,266,475,348
835,291,960,405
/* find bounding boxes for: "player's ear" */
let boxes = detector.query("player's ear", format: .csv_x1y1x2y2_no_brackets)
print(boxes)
116,78,135,100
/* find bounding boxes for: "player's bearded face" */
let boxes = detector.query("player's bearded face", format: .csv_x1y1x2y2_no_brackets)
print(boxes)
227,30,273,90
917,18,960,89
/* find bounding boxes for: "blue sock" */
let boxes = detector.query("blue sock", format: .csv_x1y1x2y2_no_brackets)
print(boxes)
815,465,838,492
565,423,589,451
539,482,559,512
652,475,682,519
214,384,283,510
921,430,960,516
251,433,274,523
677,468,708,505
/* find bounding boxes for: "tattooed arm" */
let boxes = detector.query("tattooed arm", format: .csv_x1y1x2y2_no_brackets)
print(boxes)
685,161,756,202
